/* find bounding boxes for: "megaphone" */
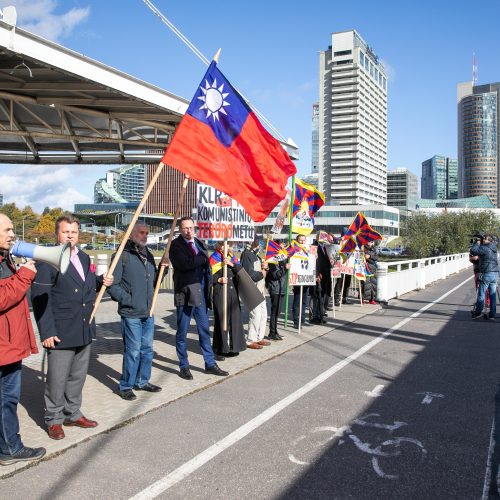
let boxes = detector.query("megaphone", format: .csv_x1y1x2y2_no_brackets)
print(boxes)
11,241,72,274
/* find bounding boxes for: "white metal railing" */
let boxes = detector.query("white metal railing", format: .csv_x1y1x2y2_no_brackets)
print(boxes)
377,253,471,302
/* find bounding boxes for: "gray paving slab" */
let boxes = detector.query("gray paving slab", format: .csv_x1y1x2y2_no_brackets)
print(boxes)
1,290,379,478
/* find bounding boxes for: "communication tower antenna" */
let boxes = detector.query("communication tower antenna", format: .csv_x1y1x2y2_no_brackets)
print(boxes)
472,53,478,86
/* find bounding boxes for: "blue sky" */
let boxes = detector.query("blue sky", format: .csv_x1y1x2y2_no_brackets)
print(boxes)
1,0,499,211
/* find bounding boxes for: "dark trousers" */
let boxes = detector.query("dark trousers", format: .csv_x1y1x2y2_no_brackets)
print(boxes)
311,283,325,320
175,293,215,369
334,274,351,302
0,361,23,456
269,293,283,335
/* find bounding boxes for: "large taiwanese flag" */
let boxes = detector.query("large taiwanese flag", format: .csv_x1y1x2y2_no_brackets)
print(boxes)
161,61,297,222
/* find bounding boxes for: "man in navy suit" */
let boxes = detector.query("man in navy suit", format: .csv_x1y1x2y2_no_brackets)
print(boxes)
169,217,228,380
31,216,112,440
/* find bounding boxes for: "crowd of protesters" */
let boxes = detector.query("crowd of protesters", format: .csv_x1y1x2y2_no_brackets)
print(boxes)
0,214,381,466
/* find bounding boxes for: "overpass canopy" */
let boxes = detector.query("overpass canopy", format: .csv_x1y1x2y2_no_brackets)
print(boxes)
0,8,298,165
0,13,188,164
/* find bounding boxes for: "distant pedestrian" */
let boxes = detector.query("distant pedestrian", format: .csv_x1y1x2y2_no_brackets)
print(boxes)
265,251,290,340
471,234,498,320
169,217,228,380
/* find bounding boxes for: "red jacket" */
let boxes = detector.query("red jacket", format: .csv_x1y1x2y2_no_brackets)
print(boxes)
0,255,38,366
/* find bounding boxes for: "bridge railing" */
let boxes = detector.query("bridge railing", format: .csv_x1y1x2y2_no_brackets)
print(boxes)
377,253,471,302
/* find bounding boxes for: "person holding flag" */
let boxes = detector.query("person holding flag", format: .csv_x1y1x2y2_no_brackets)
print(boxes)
210,241,247,360
362,241,378,305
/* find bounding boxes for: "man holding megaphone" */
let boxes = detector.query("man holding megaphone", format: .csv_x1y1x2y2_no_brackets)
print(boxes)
31,215,113,441
0,213,46,466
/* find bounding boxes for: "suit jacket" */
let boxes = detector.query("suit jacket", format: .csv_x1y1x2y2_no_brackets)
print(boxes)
31,250,99,349
169,236,212,308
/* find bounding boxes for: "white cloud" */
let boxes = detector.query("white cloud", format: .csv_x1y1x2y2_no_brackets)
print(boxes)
0,0,90,42
1,166,92,212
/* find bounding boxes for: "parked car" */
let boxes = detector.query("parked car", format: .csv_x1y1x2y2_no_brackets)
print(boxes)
377,247,397,257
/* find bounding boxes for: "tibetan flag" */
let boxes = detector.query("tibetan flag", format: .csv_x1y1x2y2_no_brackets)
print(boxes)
340,212,382,257
265,240,288,262
292,179,325,235
286,240,308,260
209,250,239,275
161,61,297,222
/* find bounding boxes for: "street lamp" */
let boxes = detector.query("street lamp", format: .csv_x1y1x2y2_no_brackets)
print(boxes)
88,217,96,245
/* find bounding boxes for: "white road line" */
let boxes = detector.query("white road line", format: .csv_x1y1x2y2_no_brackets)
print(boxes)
130,276,473,500
482,417,496,500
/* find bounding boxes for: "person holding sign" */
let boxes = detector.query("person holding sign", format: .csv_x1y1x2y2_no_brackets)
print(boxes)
362,241,378,305
210,242,247,359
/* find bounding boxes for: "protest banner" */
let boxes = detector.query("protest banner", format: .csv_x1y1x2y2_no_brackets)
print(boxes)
196,184,255,241
288,245,316,286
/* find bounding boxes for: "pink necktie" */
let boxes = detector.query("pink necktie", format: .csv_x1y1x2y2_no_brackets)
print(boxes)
70,252,85,281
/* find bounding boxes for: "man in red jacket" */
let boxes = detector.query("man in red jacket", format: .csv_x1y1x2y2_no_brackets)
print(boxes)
0,214,46,466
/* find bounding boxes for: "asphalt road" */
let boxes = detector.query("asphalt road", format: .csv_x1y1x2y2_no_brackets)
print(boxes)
2,269,500,500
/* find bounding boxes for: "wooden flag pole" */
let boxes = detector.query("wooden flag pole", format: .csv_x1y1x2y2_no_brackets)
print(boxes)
149,174,190,316
89,162,166,323
223,238,228,335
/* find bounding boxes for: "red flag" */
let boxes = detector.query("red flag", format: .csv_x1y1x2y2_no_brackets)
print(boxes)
162,61,297,222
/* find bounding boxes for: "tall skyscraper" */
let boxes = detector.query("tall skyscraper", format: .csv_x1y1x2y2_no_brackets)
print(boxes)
421,155,458,200
458,82,499,206
387,168,419,209
0,193,3,208
311,102,319,174
319,30,388,205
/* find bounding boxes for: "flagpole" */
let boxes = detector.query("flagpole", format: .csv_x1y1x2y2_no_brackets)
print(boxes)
149,174,190,316
223,238,228,336
90,161,166,323
298,285,303,334
284,175,296,328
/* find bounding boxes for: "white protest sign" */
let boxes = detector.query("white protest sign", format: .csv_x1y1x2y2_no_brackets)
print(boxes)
288,245,316,286
196,184,255,241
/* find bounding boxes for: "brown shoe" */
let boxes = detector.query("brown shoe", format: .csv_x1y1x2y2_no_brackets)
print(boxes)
64,416,98,428
47,424,65,440
246,342,263,349
257,339,271,346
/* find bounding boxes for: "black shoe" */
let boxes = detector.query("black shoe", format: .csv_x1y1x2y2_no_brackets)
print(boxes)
0,446,46,466
268,334,283,341
134,383,162,393
205,363,229,376
334,301,340,307
119,389,137,401
471,312,482,320
179,367,193,380
214,354,225,361
342,298,349,304
223,352,239,357
311,318,322,325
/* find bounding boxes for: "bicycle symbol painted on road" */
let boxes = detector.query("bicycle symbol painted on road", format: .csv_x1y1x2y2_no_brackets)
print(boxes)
288,413,427,480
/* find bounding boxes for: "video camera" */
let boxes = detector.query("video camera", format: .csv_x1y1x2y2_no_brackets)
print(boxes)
470,233,485,245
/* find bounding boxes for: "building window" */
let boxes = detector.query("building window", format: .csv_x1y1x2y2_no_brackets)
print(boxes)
334,50,352,56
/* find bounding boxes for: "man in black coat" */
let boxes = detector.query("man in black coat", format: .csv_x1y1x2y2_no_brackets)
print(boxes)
31,216,112,440
169,217,228,380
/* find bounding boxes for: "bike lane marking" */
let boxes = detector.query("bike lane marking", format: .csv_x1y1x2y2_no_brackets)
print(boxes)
129,275,473,500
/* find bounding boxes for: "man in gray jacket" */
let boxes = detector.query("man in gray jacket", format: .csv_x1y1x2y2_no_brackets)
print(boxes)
107,222,161,400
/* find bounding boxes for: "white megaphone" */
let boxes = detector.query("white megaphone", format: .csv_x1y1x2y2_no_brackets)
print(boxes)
11,241,72,274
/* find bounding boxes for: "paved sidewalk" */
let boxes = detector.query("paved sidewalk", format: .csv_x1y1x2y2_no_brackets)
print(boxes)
2,291,379,478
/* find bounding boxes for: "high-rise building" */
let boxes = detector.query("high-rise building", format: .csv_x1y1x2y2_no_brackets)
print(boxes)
311,103,319,174
319,30,388,205
387,168,419,209
0,193,3,207
421,155,458,200
458,82,499,206
94,165,146,203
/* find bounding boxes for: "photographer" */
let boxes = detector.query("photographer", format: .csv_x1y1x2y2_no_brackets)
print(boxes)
470,234,498,320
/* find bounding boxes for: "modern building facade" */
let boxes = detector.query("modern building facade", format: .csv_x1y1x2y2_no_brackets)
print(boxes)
387,168,419,209
319,30,388,205
144,165,198,217
0,193,3,207
458,82,499,206
94,165,146,204
421,155,458,200
311,102,319,174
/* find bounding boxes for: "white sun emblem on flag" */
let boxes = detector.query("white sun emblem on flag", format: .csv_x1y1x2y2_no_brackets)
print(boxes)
197,78,230,121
